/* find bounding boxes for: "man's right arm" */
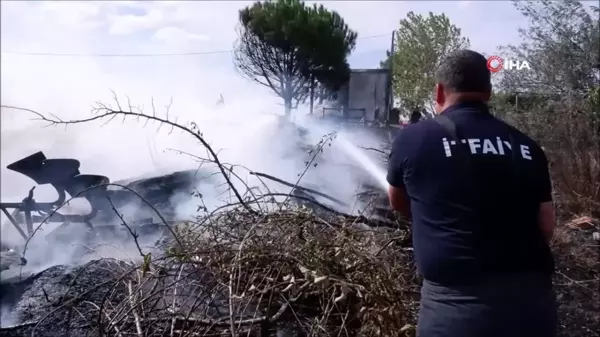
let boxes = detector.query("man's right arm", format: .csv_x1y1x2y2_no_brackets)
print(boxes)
538,202,556,242
536,149,556,243
387,129,413,218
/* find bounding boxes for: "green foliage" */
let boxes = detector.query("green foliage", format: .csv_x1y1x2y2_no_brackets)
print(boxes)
495,0,600,126
382,12,469,112
490,91,563,117
495,1,600,218
235,0,357,115
498,0,599,95
141,252,151,276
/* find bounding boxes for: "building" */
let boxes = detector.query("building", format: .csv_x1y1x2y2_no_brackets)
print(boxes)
323,68,393,125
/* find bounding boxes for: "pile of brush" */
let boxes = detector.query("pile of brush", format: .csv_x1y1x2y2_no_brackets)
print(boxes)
4,203,598,337
84,207,419,337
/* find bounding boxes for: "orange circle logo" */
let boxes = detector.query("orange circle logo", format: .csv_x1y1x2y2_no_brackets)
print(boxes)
487,56,504,73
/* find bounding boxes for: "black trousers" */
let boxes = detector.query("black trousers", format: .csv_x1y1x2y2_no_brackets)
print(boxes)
417,272,557,337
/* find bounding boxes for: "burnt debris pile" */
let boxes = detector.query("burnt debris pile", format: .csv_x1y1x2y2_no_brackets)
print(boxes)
1,208,417,337
0,151,200,252
1,144,598,337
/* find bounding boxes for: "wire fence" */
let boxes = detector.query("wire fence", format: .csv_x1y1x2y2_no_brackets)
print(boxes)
1,33,391,58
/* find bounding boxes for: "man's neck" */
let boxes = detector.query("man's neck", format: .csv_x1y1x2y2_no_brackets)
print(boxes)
437,100,489,116
448,92,488,105
440,97,488,113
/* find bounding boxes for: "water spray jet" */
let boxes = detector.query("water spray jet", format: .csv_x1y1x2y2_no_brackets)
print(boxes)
292,116,388,192
335,131,388,191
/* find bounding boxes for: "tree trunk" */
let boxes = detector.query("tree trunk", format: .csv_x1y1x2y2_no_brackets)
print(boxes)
284,95,292,116
283,76,293,116
283,99,292,116
318,87,325,104
309,76,315,114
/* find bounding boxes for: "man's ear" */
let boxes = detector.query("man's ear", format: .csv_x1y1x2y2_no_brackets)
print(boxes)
483,89,492,102
434,83,445,106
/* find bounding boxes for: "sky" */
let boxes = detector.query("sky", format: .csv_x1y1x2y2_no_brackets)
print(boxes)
0,1,548,208
0,1,531,106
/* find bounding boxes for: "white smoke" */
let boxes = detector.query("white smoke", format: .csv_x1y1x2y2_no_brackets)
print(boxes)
0,0,388,293
0,2,397,328
0,61,388,269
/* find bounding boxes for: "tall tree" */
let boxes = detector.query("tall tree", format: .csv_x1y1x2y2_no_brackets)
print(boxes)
493,1,600,217
382,12,469,113
498,0,599,98
234,0,357,116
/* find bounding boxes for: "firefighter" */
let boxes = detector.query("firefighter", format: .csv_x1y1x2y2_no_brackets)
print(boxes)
387,50,557,337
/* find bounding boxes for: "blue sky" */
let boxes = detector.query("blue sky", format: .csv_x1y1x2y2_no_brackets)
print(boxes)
5,0,598,114
2,1,597,105
1,1,534,107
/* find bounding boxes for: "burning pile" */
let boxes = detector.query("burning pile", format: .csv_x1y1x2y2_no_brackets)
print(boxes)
2,206,418,337
2,203,598,337
1,107,596,337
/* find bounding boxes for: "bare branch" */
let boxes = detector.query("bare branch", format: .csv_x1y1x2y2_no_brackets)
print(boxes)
1,101,256,215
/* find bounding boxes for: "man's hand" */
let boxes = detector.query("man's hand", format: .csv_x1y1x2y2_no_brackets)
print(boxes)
538,201,556,243
388,185,411,218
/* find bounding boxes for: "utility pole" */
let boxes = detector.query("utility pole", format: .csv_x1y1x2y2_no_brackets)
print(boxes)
384,30,396,126
309,75,315,114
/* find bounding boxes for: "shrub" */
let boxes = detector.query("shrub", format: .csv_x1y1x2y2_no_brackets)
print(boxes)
494,96,600,219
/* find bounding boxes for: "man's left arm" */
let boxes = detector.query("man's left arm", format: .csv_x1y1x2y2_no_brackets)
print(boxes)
387,131,412,217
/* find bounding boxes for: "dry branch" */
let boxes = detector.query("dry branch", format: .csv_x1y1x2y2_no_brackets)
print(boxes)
2,98,255,215
28,207,416,337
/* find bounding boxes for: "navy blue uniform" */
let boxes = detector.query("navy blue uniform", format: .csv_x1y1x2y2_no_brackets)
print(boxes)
387,102,556,337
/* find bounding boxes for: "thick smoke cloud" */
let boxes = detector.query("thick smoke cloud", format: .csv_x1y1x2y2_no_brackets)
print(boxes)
0,51,386,272
0,7,389,323
0,2,392,327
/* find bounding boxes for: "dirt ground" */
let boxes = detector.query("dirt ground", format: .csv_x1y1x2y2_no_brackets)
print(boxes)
551,222,600,337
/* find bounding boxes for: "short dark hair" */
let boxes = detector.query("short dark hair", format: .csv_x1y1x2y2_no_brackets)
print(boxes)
435,50,491,93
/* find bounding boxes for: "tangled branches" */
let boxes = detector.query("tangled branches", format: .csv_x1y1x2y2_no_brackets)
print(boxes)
0,92,426,337
2,94,254,215
20,208,417,337
1,95,418,336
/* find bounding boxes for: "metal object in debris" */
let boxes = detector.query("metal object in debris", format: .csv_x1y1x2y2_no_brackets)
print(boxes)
0,151,142,244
